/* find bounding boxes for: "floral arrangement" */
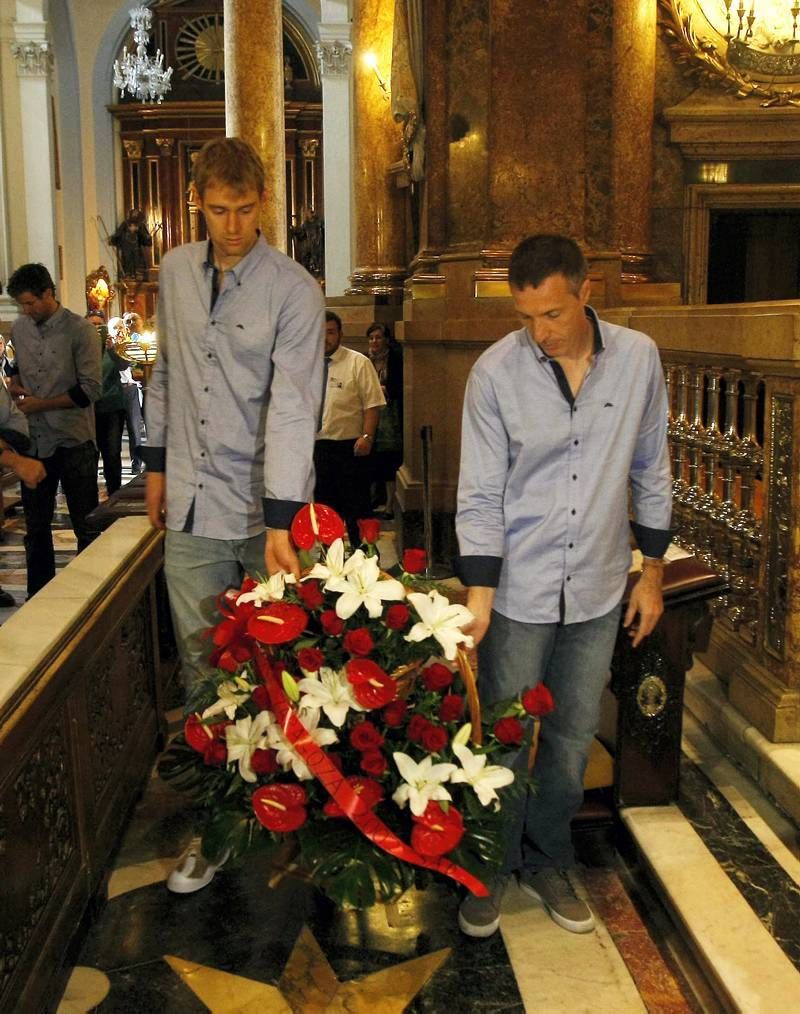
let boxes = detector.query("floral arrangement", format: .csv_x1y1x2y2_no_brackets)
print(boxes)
159,505,554,909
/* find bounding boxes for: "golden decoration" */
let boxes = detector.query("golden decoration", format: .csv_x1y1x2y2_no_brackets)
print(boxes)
658,0,800,106
176,14,225,83
636,674,668,718
165,925,450,1013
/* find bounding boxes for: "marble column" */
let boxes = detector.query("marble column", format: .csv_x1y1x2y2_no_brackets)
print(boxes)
317,2,353,297
11,13,57,273
224,0,286,252
611,0,657,281
349,0,406,296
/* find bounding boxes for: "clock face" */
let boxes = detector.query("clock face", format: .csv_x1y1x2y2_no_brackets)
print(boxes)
176,14,225,82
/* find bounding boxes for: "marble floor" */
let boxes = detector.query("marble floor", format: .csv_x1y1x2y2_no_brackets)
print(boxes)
7,467,800,1010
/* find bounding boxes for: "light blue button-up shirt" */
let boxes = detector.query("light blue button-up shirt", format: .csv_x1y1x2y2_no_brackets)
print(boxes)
456,310,672,625
143,236,325,538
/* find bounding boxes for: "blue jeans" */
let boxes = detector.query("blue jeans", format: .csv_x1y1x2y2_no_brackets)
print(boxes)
164,529,266,692
477,602,622,873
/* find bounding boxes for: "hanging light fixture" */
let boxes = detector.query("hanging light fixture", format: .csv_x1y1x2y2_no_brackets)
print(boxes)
113,6,173,104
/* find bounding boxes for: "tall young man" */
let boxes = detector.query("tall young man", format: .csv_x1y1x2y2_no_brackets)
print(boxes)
143,137,325,892
7,264,101,596
456,234,672,938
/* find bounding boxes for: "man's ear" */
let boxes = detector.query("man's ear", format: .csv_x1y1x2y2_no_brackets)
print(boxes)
578,276,592,306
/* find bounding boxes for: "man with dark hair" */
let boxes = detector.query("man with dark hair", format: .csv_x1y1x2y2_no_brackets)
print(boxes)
314,310,385,546
7,263,101,596
456,233,672,938
143,136,324,893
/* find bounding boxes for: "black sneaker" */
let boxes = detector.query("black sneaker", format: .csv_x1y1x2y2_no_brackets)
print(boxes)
518,869,595,933
458,877,507,938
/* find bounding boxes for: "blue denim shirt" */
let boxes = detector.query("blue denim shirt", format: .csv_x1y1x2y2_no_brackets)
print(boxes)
142,236,325,538
456,309,672,625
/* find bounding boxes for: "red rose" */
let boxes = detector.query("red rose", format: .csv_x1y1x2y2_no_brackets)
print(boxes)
320,610,344,636
202,738,228,766
251,684,272,711
343,627,374,657
297,647,325,672
407,714,431,743
357,518,381,544
360,749,389,776
382,699,408,727
402,548,427,574
252,784,307,832
522,683,555,718
438,694,465,723
384,604,410,630
411,801,464,856
250,748,278,775
247,602,308,645
422,663,454,692
290,502,346,550
350,720,385,751
345,658,397,709
297,581,324,609
421,724,449,753
493,716,525,746
323,776,384,817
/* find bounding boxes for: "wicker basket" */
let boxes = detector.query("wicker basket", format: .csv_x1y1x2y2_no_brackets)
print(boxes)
391,648,483,745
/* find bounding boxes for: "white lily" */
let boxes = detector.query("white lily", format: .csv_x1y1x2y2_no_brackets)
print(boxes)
297,666,365,727
404,589,475,660
327,555,406,619
201,677,255,721
450,742,515,807
236,570,296,606
302,538,366,591
224,711,273,783
266,708,338,779
391,752,458,817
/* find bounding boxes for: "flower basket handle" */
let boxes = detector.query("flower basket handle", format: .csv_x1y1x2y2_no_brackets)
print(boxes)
456,648,482,746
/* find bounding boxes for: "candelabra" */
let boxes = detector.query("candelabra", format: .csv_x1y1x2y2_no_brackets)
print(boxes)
113,6,173,104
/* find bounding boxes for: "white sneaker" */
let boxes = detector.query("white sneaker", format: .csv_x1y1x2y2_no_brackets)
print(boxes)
166,840,230,894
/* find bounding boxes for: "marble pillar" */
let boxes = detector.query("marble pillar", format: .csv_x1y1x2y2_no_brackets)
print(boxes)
349,0,406,296
611,0,657,281
317,4,353,297
224,0,286,252
11,14,57,273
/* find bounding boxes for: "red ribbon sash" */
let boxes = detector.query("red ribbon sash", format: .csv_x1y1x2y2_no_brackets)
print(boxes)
255,651,488,897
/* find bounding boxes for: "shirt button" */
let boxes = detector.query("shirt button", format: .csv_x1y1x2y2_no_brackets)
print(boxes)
200,452,205,458
207,353,213,359
566,575,572,582
568,542,574,548
574,439,579,446
198,483,204,489
571,508,576,515
572,474,577,480
211,320,216,326
204,386,209,392
200,419,205,425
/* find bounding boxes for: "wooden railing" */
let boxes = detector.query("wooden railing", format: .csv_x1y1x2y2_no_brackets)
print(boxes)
0,517,172,1013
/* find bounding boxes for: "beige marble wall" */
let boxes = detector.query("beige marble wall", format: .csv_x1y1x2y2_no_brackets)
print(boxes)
224,0,287,251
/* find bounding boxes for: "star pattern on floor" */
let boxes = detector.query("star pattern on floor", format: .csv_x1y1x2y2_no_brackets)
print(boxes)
165,925,451,1013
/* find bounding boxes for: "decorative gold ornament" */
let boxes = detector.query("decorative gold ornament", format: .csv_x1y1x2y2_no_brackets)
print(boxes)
636,674,668,718
165,925,451,1012
176,14,225,83
658,0,800,105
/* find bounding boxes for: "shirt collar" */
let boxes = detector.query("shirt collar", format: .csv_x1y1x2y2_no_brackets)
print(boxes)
202,232,267,283
530,306,605,364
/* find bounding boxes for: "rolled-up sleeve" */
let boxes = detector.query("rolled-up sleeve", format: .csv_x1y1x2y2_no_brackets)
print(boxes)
262,276,325,525
456,367,508,587
629,344,673,557
141,292,168,473
72,321,102,405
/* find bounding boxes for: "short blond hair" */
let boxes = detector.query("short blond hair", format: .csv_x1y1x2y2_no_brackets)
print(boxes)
192,137,266,198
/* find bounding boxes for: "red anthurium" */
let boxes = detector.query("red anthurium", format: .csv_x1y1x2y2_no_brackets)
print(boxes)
185,713,226,753
247,602,309,645
323,776,384,818
252,784,308,832
411,801,465,857
345,658,397,709
290,503,346,550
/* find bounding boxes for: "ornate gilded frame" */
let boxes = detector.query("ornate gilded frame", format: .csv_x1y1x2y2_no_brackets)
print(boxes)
658,0,800,105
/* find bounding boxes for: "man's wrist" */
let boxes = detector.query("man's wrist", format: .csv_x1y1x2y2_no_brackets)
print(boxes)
360,433,373,442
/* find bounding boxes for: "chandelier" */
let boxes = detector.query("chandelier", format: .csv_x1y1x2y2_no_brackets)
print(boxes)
113,6,173,104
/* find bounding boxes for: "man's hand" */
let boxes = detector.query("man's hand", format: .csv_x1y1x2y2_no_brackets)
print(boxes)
623,567,664,648
145,471,166,530
266,528,300,579
463,586,496,647
7,378,28,400
13,454,46,489
353,435,373,457
15,394,46,416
